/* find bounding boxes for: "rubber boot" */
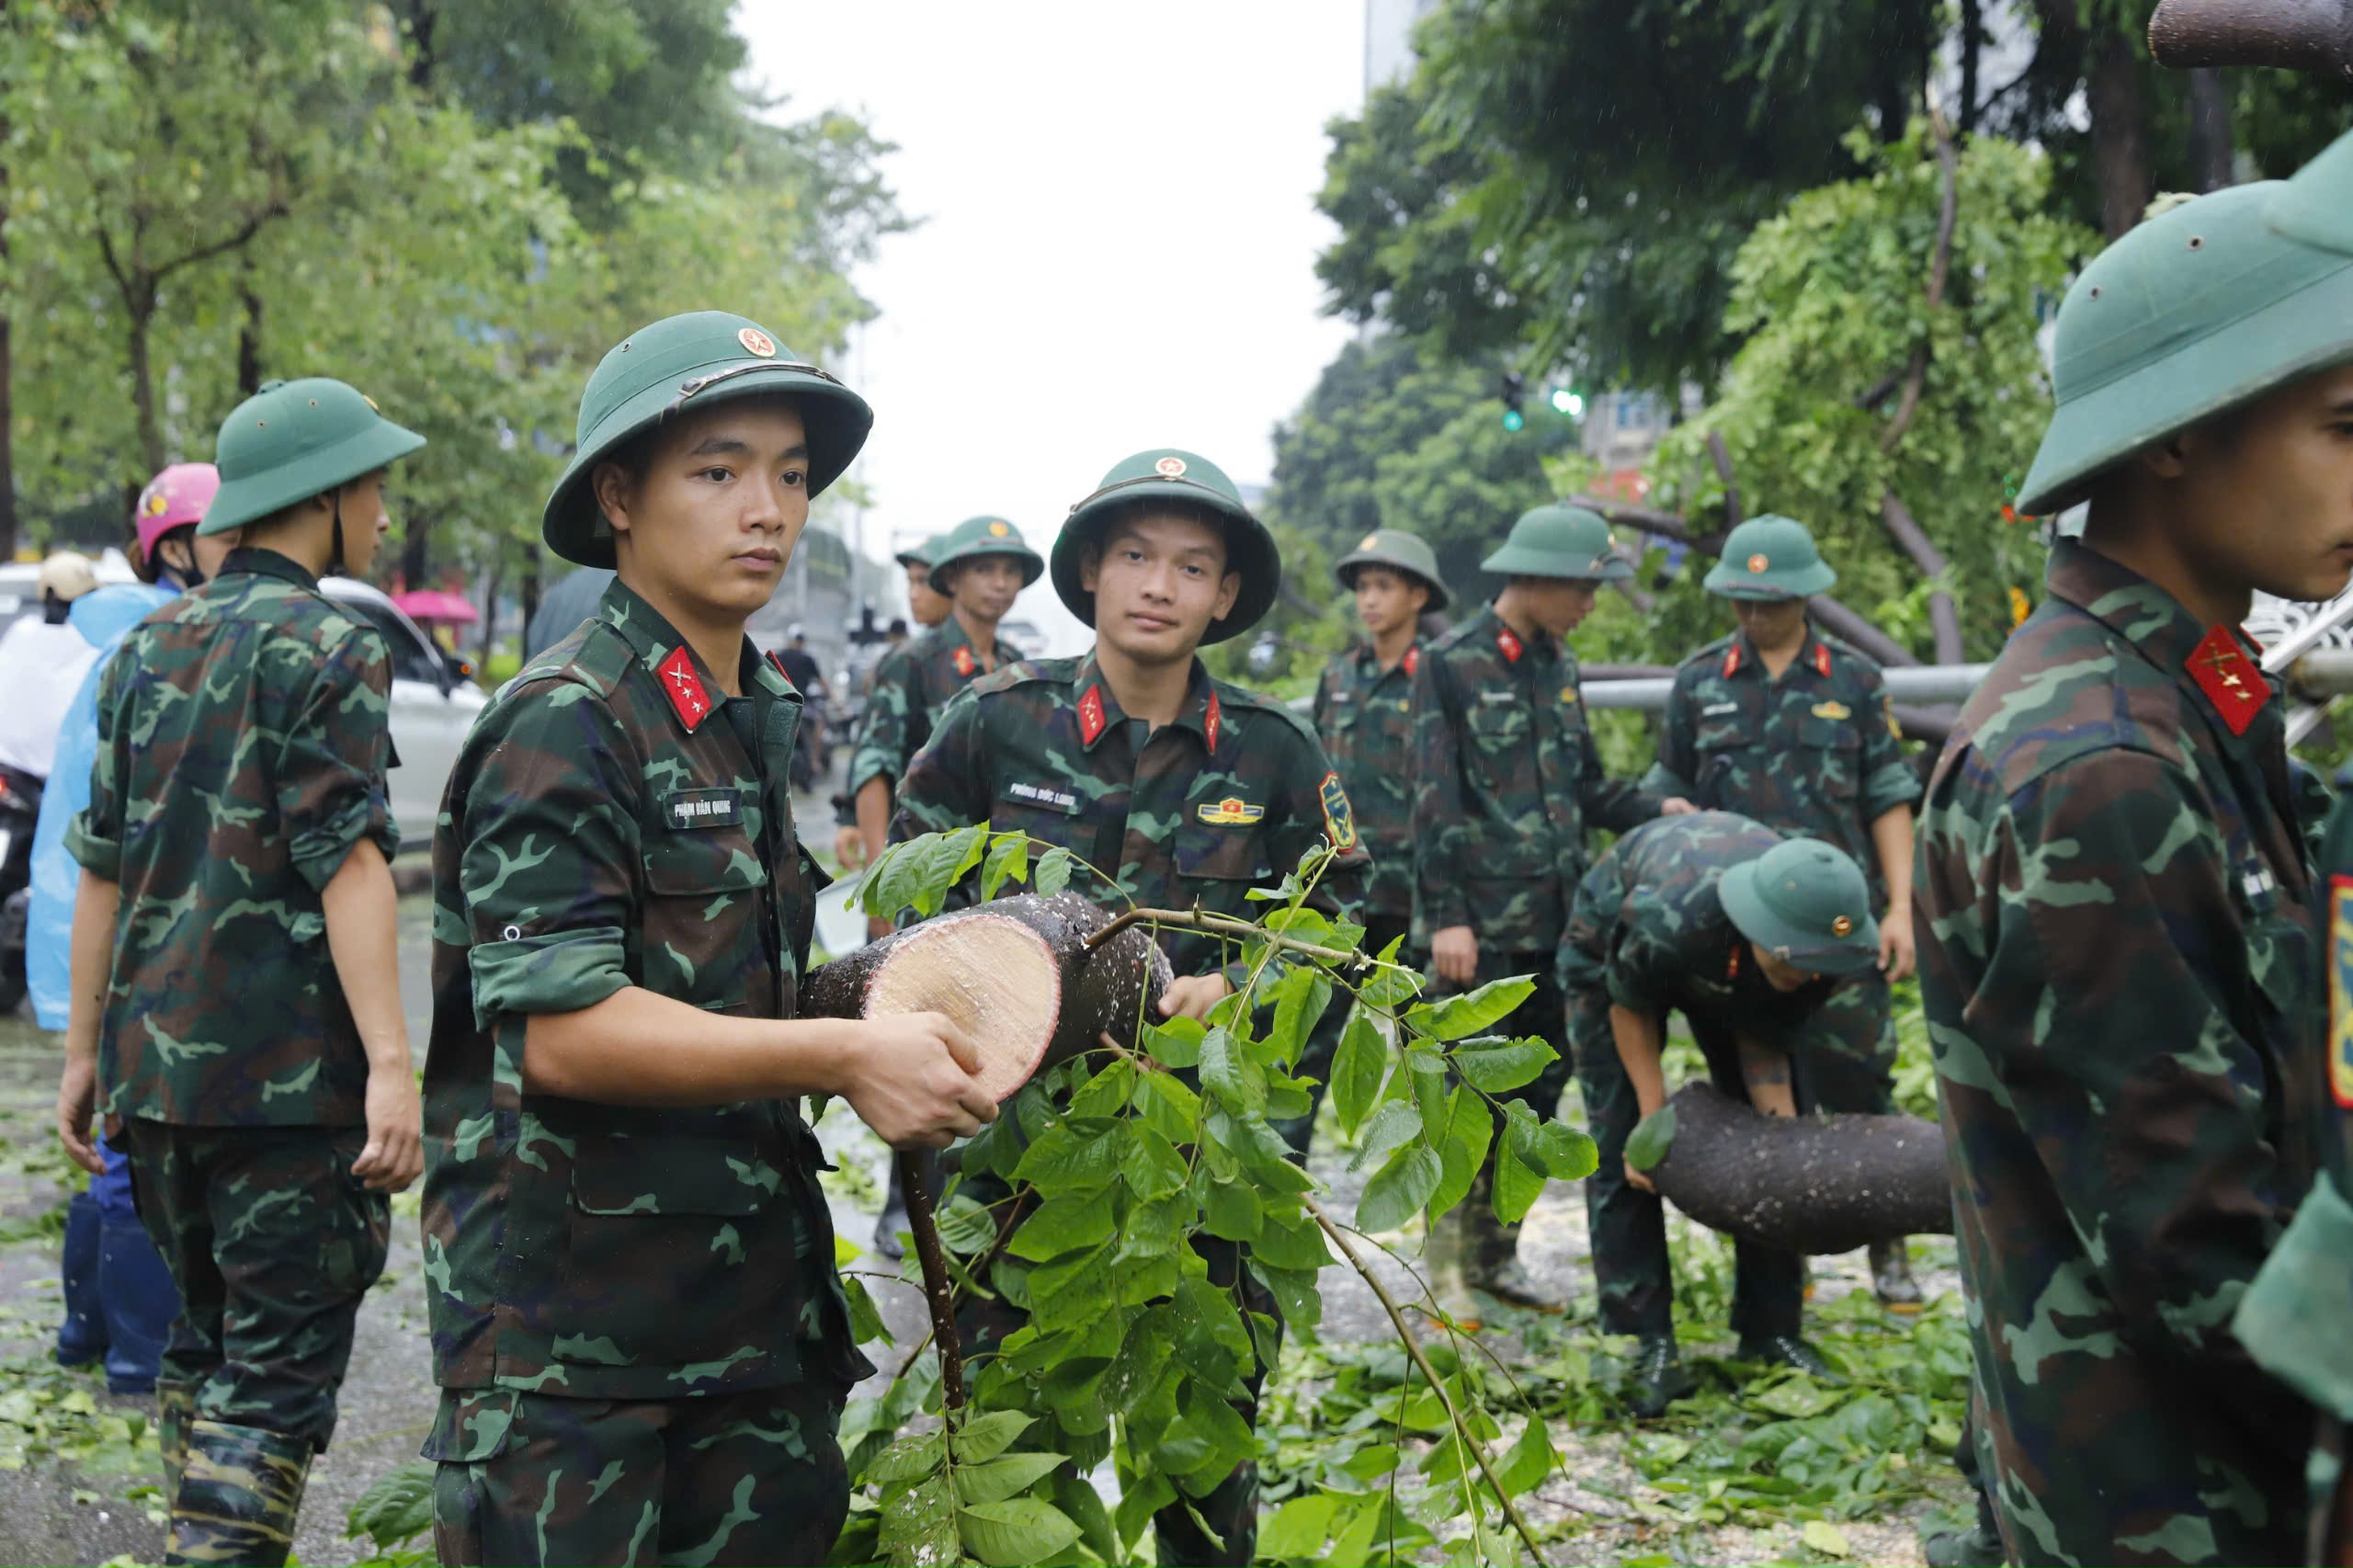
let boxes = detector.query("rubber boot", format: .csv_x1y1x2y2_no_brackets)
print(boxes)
55,1189,107,1369
1870,1237,1925,1313
156,1381,199,1503
1423,1206,1483,1330
98,1210,181,1393
1629,1335,1696,1418
1922,1488,2007,1567
166,1419,313,1567
1461,1165,1568,1313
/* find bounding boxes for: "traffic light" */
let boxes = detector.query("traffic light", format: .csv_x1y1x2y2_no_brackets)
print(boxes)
1547,385,1584,418
1500,371,1525,432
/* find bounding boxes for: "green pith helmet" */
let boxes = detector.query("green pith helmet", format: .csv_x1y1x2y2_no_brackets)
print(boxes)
1703,516,1837,600
1335,527,1450,611
2017,151,2353,516
893,536,939,571
927,514,1045,589
1717,838,1881,975
1479,504,1632,582
202,379,425,536
1051,449,1280,646
542,311,872,568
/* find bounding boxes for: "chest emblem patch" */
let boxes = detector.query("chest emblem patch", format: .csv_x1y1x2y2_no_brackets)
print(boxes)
1813,700,1852,721
665,789,743,830
2333,878,2353,1109
1198,797,1265,825
1319,771,1358,852
952,645,978,677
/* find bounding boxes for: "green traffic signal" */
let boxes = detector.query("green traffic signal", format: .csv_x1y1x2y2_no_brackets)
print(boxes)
1548,386,1583,417
1502,408,1525,432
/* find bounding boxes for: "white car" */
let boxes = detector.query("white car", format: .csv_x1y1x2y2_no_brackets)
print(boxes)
0,561,485,851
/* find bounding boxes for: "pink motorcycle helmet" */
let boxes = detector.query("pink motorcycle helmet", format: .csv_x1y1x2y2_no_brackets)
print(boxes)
133,462,221,566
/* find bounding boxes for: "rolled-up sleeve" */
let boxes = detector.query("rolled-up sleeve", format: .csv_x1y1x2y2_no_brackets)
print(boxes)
275,627,400,892
460,680,638,1024
64,653,130,882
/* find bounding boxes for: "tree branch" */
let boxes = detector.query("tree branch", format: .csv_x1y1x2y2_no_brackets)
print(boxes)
1079,906,1370,970
1879,103,1960,456
896,1152,965,1414
1303,1197,1552,1568
150,199,288,284
1706,430,1743,531
1880,493,1964,664
1807,594,1924,667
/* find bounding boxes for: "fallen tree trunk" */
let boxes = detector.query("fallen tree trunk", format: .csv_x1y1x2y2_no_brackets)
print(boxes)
802,892,1172,1102
1634,1082,1952,1254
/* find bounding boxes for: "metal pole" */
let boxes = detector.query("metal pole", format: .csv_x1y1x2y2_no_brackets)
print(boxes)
1581,663,1995,712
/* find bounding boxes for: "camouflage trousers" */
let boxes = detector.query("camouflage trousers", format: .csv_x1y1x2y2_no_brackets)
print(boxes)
1277,913,1413,1158
426,1381,850,1566
957,1168,1272,1567
1796,970,1895,1118
119,1119,388,1448
1563,988,1805,1344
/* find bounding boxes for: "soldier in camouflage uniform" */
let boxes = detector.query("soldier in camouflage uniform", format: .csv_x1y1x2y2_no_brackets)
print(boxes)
895,448,1368,1567
1412,503,1689,1319
1563,816,1880,1413
54,378,428,1566
2222,129,2353,1568
1645,514,1927,1309
1279,527,1446,1156
1915,152,2353,1564
421,312,996,1567
832,533,947,874
901,532,951,630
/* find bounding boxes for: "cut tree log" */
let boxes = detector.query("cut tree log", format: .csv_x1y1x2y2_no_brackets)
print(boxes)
1631,1082,1953,1254
802,892,1173,1103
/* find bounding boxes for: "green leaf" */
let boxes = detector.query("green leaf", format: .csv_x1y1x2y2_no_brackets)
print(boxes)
1270,967,1334,1064
1124,1129,1189,1201
1451,1034,1557,1094
1407,975,1534,1040
958,1497,1082,1567
1802,1519,1854,1558
868,1430,948,1485
1201,1178,1262,1243
1198,1026,1265,1116
347,1460,435,1550
1427,1085,1494,1220
1008,1195,1117,1262
881,1472,958,1566
948,1410,1033,1466
980,832,1029,899
1251,1209,1334,1272
1495,1104,1550,1223
1357,1141,1443,1233
842,1276,892,1348
1143,1017,1204,1070
1625,1102,1677,1173
1069,1060,1134,1119
1258,1492,1340,1559
1349,1100,1423,1174
1494,1416,1558,1497
1034,846,1075,896
1330,1008,1388,1137
933,1194,998,1256
952,1451,1067,1506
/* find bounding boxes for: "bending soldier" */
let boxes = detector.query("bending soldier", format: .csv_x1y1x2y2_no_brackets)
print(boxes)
1412,503,1688,1320
1563,817,1879,1414
1916,157,2351,1564
421,312,995,1566
1646,514,1926,1309
57,379,427,1565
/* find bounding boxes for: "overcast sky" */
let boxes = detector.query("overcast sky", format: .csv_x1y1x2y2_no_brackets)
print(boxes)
738,2,1368,651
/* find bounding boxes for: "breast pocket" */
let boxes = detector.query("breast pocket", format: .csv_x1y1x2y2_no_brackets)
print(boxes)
1795,717,1862,799
1465,701,1535,791
1175,823,1276,888
642,824,768,1010
561,1133,790,1369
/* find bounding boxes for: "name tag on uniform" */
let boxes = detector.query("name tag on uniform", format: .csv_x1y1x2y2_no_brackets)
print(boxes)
665,789,743,830
2246,867,2278,900
1702,701,1741,718
1006,781,1079,812
1477,690,1516,706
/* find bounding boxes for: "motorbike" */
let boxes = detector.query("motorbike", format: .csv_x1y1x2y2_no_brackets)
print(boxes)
0,760,45,1014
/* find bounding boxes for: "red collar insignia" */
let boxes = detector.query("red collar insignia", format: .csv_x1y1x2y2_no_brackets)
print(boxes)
2187,626,2268,737
1204,688,1222,756
657,645,712,733
1077,684,1108,746
1812,642,1832,677
1726,943,1743,982
1403,645,1420,677
1495,627,1523,664
765,648,797,691
952,644,978,677
1722,643,1742,678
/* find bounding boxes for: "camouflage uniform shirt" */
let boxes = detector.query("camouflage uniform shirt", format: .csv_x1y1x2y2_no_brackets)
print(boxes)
1412,603,1663,954
1915,539,2319,1566
1561,812,1831,1044
1644,628,1919,899
847,615,1020,801
67,547,399,1127
893,653,1369,977
422,580,866,1401
1312,640,1421,923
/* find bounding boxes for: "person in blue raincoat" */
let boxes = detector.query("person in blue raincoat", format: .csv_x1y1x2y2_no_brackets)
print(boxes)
38,463,237,1392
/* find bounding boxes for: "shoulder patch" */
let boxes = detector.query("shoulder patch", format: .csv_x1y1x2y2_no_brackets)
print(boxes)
1319,771,1358,852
